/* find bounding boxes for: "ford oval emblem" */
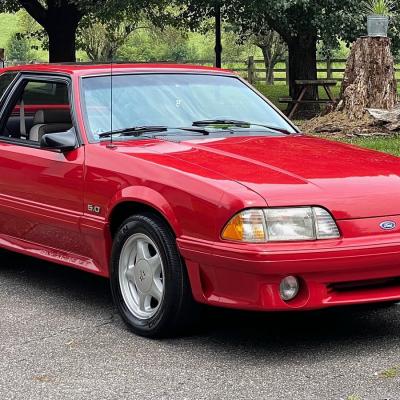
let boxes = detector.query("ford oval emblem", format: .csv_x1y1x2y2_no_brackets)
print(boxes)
380,221,397,231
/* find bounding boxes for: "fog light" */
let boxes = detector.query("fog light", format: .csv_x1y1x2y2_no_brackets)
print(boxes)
280,276,299,301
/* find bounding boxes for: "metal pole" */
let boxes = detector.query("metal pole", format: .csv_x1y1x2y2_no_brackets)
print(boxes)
215,3,222,68
0,49,4,68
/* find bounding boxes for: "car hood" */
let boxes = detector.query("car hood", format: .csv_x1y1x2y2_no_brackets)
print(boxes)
143,134,400,220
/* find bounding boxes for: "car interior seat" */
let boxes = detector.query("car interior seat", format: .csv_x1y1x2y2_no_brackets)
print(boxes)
29,109,72,142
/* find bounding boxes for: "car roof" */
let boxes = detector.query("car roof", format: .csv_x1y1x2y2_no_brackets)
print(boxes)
1,63,234,77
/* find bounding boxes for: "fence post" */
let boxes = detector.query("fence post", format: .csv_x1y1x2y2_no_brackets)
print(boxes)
285,59,290,86
327,58,332,79
247,56,255,84
0,49,4,68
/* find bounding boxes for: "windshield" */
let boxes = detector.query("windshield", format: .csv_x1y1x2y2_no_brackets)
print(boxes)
81,73,296,142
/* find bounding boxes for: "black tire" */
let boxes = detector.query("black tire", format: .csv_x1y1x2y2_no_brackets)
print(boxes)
110,212,199,338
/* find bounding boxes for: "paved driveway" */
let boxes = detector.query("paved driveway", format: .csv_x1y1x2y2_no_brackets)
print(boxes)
1,249,400,400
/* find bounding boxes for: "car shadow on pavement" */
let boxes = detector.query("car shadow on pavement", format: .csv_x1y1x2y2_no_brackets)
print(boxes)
1,249,399,357
0,249,113,310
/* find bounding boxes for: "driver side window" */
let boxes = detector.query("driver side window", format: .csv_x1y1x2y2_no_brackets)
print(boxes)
1,79,72,143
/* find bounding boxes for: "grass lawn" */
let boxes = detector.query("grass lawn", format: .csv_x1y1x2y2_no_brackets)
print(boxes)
0,13,17,49
256,83,400,157
332,136,400,157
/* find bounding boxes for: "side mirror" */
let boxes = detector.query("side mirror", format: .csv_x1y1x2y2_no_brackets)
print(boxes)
40,129,77,152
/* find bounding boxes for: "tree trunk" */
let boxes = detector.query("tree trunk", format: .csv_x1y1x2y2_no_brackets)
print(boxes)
267,62,275,85
19,0,83,62
338,37,397,119
47,23,78,63
45,0,81,63
259,46,274,85
261,46,274,84
287,34,318,116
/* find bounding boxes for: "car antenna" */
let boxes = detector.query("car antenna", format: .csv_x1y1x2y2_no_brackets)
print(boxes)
107,43,116,149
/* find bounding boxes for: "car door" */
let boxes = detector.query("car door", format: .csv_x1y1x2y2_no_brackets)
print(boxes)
0,73,86,256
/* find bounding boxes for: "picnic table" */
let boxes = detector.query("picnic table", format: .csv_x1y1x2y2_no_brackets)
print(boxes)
279,79,337,119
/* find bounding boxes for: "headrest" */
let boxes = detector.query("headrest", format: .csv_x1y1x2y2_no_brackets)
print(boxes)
33,109,71,125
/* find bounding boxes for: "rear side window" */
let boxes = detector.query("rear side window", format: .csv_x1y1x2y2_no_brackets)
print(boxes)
0,73,17,101
22,81,69,105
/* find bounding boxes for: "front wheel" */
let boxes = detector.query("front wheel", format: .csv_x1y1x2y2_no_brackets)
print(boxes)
110,213,199,338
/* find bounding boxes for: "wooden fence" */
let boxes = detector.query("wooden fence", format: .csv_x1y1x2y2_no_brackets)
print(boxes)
158,57,350,85
185,57,400,85
243,57,349,85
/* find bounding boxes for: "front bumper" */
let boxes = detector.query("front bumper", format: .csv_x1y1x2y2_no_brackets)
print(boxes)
177,234,400,311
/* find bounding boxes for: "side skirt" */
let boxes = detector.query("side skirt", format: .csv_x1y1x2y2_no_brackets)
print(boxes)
0,233,106,277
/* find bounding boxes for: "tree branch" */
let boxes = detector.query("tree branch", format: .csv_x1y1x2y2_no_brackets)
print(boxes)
18,0,48,27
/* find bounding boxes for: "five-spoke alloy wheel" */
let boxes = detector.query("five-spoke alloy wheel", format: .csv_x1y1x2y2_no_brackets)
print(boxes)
110,212,199,338
119,233,164,320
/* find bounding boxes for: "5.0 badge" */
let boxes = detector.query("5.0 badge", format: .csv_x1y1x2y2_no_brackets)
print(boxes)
88,204,101,214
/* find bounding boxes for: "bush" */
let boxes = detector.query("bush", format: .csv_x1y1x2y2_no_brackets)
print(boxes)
6,32,33,62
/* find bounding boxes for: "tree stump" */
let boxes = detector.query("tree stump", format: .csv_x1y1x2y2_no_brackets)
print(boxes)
337,37,397,119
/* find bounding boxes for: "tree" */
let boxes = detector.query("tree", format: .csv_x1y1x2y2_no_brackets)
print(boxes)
237,30,286,85
175,0,400,110
78,19,145,62
338,37,397,119
11,11,52,63
0,0,169,63
229,21,286,84
0,0,87,62
224,1,363,104
117,25,197,62
253,32,286,85
6,32,33,62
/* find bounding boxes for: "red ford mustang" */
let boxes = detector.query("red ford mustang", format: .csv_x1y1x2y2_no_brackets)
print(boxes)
0,63,399,338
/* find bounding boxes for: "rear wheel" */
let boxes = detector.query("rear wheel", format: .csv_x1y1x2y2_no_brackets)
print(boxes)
110,213,199,338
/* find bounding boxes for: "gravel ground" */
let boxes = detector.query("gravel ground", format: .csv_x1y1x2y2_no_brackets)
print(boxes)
1,249,400,400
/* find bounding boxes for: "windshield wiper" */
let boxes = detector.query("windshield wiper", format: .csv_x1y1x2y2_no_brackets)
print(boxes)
173,127,210,135
98,121,291,141
193,119,251,127
253,124,294,135
99,126,168,138
192,119,294,135
99,125,211,139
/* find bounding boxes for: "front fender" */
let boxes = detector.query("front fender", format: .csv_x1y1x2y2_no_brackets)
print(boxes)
105,185,182,237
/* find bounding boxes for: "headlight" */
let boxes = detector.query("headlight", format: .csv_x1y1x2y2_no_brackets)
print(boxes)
265,207,315,241
222,207,340,242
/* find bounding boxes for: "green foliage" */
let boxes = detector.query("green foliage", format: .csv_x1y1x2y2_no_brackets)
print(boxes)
346,395,362,400
6,32,33,61
0,13,17,48
0,0,172,62
339,136,400,157
117,26,194,62
116,23,258,63
176,0,400,55
318,41,350,60
363,0,395,16
77,18,143,62
378,366,400,378
15,11,48,59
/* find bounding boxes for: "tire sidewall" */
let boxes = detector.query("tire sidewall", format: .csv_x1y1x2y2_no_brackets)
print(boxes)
110,214,184,337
